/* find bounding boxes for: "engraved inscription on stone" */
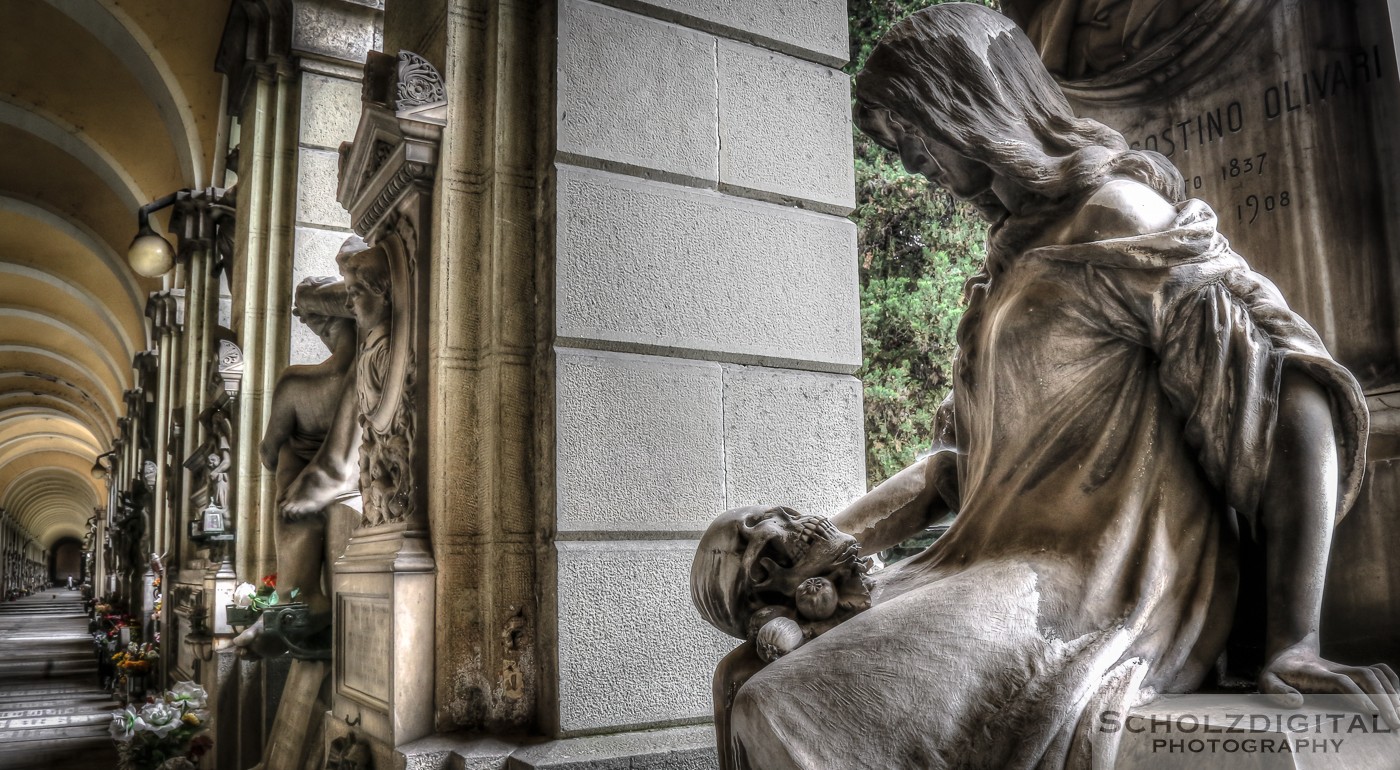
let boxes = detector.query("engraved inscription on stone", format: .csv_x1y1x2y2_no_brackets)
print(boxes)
337,594,392,708
1063,0,1399,385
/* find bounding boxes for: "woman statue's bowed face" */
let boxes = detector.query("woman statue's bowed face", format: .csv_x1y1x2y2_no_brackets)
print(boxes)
861,105,1011,225
893,121,993,203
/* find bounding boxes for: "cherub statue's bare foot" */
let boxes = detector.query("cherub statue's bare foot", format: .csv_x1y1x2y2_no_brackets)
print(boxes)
280,467,354,520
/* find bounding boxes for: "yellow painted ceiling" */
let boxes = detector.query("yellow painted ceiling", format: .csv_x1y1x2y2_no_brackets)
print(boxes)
0,0,230,549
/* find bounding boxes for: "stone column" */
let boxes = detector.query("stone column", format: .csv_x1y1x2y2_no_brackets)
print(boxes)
145,291,181,562
1,512,9,597
425,0,544,738
177,246,209,540
231,68,282,585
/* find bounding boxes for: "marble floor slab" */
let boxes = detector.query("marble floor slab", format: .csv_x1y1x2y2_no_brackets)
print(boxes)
0,590,120,769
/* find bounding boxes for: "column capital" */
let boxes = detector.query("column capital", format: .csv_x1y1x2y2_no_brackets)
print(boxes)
146,290,185,334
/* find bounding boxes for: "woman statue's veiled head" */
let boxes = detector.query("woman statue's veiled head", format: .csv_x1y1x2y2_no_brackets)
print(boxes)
854,3,1182,208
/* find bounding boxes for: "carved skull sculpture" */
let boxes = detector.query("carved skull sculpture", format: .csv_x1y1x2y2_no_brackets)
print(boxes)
692,505,874,663
738,506,860,598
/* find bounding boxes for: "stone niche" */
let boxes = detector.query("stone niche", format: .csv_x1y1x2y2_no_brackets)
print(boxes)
1010,0,1400,664
323,49,443,770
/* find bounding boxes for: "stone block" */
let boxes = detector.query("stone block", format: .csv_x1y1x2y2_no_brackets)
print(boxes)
554,540,735,733
289,226,351,365
299,72,362,151
556,348,725,534
558,0,718,183
397,732,509,770
508,725,717,769
297,148,353,229
290,0,381,65
619,0,846,67
722,364,865,516
718,40,854,213
555,165,860,372
261,660,330,770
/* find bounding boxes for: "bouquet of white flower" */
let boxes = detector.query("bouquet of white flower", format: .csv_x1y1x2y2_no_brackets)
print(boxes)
109,681,213,770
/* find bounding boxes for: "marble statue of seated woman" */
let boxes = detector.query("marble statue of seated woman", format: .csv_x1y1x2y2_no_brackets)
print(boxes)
691,6,1400,769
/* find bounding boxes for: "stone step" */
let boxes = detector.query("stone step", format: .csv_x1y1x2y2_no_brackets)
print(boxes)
0,594,121,769
0,698,116,716
0,732,118,770
0,661,99,678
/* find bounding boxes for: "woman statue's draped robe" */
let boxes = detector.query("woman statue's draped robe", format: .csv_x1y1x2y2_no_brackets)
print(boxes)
730,198,1367,769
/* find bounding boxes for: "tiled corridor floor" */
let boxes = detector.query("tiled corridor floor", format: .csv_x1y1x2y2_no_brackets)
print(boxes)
0,591,119,769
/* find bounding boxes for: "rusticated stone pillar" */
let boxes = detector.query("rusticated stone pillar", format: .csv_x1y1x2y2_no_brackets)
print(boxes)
388,1,864,767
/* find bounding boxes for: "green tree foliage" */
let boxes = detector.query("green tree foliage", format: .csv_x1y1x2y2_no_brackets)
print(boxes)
847,0,996,488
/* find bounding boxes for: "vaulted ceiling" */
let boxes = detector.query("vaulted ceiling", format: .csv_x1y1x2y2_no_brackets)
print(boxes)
0,0,230,548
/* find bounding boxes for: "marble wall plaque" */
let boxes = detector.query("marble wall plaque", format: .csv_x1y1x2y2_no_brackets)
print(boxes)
1062,0,1399,388
336,594,392,709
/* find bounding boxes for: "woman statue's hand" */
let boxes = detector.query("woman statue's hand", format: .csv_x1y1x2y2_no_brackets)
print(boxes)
1259,635,1400,728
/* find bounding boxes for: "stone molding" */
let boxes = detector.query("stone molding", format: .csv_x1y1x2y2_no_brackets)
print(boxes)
337,50,445,239
145,291,184,335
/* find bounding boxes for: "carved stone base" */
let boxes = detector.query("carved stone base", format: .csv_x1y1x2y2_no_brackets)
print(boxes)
330,528,434,770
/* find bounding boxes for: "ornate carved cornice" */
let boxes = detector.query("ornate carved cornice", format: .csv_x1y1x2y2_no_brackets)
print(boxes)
337,50,445,238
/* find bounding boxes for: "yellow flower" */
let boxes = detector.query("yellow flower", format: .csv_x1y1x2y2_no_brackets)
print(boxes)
182,712,201,726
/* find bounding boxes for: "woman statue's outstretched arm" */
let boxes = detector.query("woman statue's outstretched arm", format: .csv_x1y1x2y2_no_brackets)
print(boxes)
831,449,956,554
1257,369,1400,723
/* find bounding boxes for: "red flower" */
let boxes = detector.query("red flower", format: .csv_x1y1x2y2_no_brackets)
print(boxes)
261,573,277,588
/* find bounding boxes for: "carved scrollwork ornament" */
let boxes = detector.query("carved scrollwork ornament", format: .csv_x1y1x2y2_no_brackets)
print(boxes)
218,339,243,369
395,51,445,112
